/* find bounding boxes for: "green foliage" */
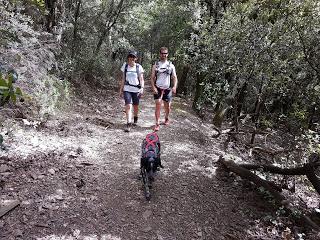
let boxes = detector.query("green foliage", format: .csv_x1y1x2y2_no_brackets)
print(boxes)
260,117,274,129
302,130,320,154
28,0,45,10
183,0,320,135
0,73,23,106
55,0,320,137
32,0,45,8
290,103,308,122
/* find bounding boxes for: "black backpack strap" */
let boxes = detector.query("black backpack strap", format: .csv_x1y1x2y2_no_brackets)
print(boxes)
136,63,140,85
168,61,173,88
124,63,128,83
155,61,159,83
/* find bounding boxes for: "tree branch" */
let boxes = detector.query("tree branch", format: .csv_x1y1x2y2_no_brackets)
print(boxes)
218,156,320,231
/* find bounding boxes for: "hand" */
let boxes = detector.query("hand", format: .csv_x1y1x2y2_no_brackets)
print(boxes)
172,86,177,94
153,87,158,94
138,88,144,96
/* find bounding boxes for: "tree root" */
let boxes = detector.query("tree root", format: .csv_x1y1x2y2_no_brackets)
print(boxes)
218,155,320,231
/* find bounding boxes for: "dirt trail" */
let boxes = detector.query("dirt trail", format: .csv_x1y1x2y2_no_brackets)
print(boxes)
0,86,274,240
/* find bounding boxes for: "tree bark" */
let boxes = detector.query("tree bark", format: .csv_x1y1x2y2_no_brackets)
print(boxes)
177,65,190,95
232,81,247,132
239,154,320,195
250,82,263,144
307,103,316,130
193,73,204,110
218,156,320,231
219,157,284,200
71,0,81,58
45,0,57,32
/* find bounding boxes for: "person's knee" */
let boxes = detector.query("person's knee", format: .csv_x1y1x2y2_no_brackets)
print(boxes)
164,102,171,108
133,105,139,111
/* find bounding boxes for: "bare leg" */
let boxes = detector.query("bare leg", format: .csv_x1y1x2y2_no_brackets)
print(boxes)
163,101,171,120
125,104,132,123
155,100,162,125
133,104,139,118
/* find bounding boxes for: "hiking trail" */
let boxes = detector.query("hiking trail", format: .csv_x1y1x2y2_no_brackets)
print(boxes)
1,85,277,240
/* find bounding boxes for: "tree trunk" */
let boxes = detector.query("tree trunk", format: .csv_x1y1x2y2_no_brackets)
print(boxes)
71,0,81,58
85,0,124,81
94,28,109,56
250,83,263,144
307,102,316,129
177,64,190,95
193,73,204,110
232,82,247,132
240,153,320,195
45,0,57,32
93,0,124,56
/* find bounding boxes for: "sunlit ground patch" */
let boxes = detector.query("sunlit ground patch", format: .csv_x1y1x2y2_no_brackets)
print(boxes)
222,154,244,164
178,159,217,178
37,233,121,240
164,142,195,154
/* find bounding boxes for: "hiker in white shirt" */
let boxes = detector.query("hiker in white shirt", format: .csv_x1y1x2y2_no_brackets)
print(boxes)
150,47,178,131
119,50,144,132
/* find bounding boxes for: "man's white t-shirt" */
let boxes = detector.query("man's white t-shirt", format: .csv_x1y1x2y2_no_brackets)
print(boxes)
155,60,177,89
121,63,144,93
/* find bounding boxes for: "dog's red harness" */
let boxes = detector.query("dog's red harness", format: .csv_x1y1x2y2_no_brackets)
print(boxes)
144,132,159,149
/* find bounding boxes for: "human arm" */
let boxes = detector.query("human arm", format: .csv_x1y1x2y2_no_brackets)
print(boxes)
119,63,126,97
150,64,158,94
139,73,145,95
119,72,125,97
171,66,178,94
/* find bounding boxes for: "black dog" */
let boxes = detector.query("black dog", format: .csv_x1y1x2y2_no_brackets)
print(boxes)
140,132,163,181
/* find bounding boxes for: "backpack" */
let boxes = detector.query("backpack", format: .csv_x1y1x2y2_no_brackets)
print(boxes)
141,132,161,171
124,63,141,89
155,61,173,88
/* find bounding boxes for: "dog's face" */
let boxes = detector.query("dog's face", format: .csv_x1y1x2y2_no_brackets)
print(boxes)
144,154,155,172
145,150,156,159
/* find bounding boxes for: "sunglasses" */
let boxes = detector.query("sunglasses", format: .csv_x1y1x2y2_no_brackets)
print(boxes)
160,52,168,55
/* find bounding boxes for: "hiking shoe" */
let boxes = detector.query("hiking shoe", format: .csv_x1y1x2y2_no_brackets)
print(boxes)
124,123,131,132
132,117,138,127
164,118,170,125
154,124,160,131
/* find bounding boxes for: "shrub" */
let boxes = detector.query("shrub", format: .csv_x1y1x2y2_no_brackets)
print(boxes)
0,72,23,106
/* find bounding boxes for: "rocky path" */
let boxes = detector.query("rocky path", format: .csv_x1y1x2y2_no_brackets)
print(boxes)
0,87,276,240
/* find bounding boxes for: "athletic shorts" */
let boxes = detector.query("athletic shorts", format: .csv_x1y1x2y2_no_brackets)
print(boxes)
153,87,172,102
123,91,140,105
